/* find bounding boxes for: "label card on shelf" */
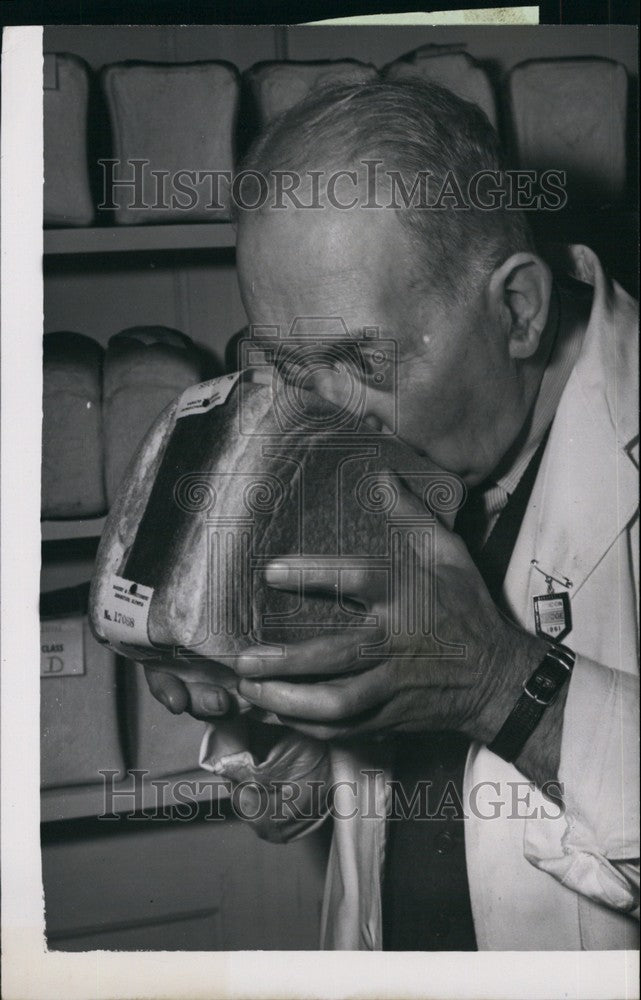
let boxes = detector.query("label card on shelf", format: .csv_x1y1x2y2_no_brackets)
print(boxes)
41,619,125,789
40,617,85,677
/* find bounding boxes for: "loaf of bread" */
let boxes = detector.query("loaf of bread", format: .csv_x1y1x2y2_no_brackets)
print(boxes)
89,372,461,713
383,45,497,128
246,59,378,128
44,53,95,226
224,326,248,373
40,616,124,788
508,58,628,203
42,331,106,519
103,326,204,506
101,61,239,223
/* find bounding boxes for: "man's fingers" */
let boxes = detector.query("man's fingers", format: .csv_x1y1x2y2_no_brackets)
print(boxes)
185,682,233,720
144,666,233,719
237,663,390,721
143,666,189,715
235,628,387,678
264,559,387,606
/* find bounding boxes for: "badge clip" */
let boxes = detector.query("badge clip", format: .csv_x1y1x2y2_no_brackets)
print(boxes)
531,560,573,642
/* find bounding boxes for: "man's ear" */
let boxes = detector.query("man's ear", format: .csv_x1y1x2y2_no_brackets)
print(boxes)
488,253,553,360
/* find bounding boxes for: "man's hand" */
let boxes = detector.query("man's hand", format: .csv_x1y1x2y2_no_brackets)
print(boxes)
233,477,564,787
143,661,234,720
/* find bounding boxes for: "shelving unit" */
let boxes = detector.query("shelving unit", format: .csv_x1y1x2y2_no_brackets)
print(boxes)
41,225,240,545
41,769,229,823
44,222,236,255
41,516,107,542
42,214,243,829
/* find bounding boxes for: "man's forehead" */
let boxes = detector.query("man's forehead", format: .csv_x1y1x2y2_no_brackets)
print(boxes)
238,201,416,288
268,316,395,339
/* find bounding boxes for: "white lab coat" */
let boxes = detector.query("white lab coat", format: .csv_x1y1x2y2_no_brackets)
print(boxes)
318,246,639,950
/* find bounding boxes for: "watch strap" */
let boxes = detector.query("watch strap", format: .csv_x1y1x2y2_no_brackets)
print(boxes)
487,643,576,764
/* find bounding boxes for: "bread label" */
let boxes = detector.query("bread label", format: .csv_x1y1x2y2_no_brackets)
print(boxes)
176,372,240,419
100,575,155,658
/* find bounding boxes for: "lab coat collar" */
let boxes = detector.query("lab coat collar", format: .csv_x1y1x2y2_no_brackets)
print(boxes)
504,248,638,620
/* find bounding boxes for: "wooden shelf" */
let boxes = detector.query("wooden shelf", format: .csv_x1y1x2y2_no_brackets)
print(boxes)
41,769,230,823
41,516,107,541
44,223,236,255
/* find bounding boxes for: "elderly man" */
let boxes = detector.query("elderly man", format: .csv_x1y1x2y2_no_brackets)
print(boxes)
145,79,639,951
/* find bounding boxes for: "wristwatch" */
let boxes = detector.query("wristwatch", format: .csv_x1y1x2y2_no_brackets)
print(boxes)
487,642,576,764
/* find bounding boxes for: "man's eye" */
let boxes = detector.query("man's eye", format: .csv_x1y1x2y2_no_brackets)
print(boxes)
272,344,394,387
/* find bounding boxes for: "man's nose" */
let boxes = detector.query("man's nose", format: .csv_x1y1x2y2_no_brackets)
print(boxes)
296,361,357,411
296,363,387,431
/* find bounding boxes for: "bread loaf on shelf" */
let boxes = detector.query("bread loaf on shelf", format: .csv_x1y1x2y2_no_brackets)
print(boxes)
103,326,204,506
89,371,460,713
42,331,106,519
245,59,378,128
508,58,628,203
224,326,248,373
383,45,497,128
44,53,95,227
101,61,239,224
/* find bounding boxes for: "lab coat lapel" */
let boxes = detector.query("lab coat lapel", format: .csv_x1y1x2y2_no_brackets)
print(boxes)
465,264,638,951
503,316,638,630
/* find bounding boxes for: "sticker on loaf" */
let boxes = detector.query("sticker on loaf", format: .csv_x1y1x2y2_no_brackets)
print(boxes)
100,576,154,658
175,372,241,418
89,365,464,712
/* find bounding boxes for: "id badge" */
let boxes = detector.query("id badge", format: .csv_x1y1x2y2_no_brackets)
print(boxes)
533,591,572,642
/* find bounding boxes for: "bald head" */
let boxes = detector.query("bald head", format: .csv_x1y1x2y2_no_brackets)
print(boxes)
234,77,553,485
238,77,534,303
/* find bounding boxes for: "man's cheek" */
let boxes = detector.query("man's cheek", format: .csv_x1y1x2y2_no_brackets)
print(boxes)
396,381,450,444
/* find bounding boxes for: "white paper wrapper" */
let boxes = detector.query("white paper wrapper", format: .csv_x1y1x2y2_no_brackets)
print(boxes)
199,719,330,844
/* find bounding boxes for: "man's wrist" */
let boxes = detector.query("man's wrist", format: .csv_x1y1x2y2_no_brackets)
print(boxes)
462,625,568,786
463,625,547,744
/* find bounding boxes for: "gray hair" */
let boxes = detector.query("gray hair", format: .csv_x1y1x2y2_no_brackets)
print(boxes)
239,77,534,302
